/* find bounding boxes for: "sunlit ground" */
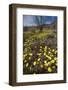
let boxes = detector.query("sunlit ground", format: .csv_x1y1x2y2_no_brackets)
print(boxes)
23,29,57,75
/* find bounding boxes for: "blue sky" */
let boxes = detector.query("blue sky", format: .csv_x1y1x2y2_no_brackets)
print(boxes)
23,15,57,26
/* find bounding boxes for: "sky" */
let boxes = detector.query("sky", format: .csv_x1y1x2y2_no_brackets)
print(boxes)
23,15,57,27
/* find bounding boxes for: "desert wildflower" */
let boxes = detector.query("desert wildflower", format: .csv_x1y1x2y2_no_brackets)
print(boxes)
48,51,51,54
45,46,47,49
44,61,47,64
24,60,27,63
40,46,42,49
44,63,48,67
48,61,51,65
44,52,46,56
52,49,55,52
26,63,29,67
29,56,31,59
48,67,52,72
52,66,55,69
33,61,36,66
46,55,51,60
30,66,32,70
51,60,55,63
55,51,57,54
29,53,32,56
24,54,27,57
54,57,57,61
38,53,41,56
38,58,40,61
40,65,43,68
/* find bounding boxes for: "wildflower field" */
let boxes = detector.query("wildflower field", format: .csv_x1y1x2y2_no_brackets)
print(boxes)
23,29,57,75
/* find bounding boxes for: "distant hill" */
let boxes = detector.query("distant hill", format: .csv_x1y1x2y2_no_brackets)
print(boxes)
23,21,57,31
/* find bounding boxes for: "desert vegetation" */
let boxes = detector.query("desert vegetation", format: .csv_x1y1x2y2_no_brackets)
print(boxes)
23,15,57,74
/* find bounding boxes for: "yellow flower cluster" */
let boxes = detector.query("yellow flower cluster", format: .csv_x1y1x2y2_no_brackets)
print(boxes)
23,45,57,74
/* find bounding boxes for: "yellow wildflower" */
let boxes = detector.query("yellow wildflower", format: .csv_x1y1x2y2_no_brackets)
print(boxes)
29,53,32,56
30,67,31,70
44,53,46,56
52,49,55,52
40,65,43,68
29,57,31,60
49,51,51,54
44,63,48,67
26,63,29,67
44,61,47,64
51,60,55,63
48,61,51,65
24,60,27,63
38,53,41,56
45,46,47,49
48,67,52,72
40,46,42,49
33,61,36,66
52,66,55,69
24,54,27,57
55,51,57,54
46,55,51,60
38,58,40,61
54,57,57,61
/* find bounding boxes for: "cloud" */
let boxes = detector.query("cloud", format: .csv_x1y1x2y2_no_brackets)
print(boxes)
23,15,57,26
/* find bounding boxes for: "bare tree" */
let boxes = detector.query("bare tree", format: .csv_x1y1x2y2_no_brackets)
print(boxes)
35,16,44,32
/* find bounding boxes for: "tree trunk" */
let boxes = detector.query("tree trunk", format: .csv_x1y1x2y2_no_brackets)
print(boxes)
39,25,43,32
